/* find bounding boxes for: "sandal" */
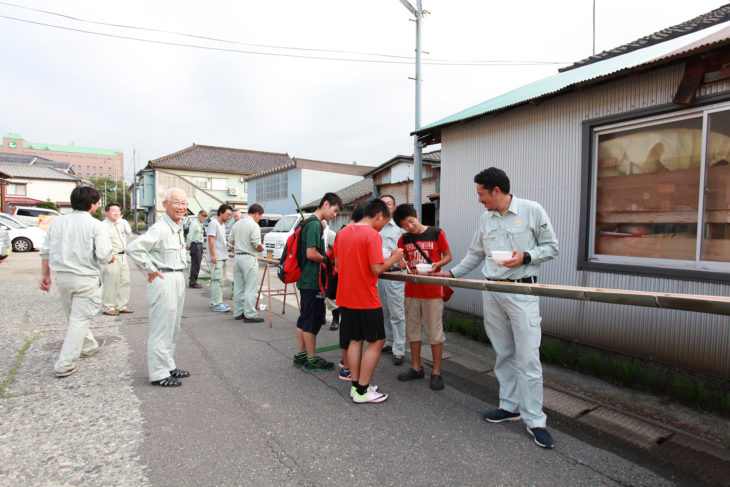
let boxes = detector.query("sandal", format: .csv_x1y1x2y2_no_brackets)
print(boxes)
151,376,182,387
169,368,190,378
103,310,120,316
119,308,134,313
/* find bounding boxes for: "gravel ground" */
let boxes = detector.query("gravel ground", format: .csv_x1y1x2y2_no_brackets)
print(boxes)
0,253,148,486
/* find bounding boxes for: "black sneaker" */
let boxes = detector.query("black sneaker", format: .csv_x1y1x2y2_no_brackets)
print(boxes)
430,373,444,390
397,367,425,381
393,355,404,366
526,425,554,449
303,355,335,371
382,345,393,354
482,408,521,423
292,353,306,368
243,316,265,323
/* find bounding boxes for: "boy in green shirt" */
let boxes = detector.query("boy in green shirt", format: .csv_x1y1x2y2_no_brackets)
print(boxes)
292,193,343,371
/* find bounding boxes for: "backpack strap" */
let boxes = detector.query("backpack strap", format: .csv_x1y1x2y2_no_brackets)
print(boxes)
403,233,432,264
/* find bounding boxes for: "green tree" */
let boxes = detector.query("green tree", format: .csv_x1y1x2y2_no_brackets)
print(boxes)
87,177,131,211
38,199,60,211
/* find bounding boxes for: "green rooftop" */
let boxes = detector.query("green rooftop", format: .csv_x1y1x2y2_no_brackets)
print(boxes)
3,132,122,156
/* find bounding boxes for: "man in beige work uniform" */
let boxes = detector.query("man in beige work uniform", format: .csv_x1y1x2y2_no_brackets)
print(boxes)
101,202,134,316
229,203,265,322
126,188,190,387
40,186,114,378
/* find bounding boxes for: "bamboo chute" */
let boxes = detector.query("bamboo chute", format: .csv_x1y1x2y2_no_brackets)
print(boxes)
380,272,730,316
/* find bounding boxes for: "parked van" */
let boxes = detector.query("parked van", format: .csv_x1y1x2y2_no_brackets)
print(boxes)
263,213,312,260
0,227,10,260
259,213,282,237
11,206,61,227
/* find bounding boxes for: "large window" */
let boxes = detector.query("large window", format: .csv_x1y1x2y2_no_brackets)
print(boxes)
585,101,730,276
7,184,27,196
257,172,287,201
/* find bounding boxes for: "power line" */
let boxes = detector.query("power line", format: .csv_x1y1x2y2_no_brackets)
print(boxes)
0,2,570,66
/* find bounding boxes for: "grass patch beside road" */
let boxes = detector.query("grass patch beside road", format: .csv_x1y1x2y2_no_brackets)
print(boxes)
444,315,730,418
0,333,37,398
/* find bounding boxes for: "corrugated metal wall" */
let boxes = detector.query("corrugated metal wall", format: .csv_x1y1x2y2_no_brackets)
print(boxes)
440,63,730,377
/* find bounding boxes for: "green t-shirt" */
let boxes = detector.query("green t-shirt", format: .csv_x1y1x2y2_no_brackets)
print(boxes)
296,216,324,290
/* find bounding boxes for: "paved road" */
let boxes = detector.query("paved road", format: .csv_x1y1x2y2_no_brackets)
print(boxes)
0,251,703,486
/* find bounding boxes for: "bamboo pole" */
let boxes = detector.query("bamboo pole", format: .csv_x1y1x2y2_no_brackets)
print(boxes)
379,272,730,316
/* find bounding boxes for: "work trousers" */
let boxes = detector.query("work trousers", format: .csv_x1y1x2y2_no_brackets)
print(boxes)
377,277,406,356
233,254,259,318
482,291,546,428
101,254,130,312
189,243,203,285
210,259,228,307
54,272,102,374
147,271,185,382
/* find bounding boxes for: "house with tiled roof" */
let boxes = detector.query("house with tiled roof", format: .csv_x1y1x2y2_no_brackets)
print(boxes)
246,157,373,216
0,152,74,173
136,144,295,222
413,5,730,377
0,162,85,212
301,177,375,229
362,150,441,225
2,133,123,180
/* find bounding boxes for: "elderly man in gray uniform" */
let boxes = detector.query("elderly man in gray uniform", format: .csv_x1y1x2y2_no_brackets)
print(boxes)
229,203,265,322
126,188,190,387
40,186,114,378
437,167,559,449
101,202,134,316
377,195,407,366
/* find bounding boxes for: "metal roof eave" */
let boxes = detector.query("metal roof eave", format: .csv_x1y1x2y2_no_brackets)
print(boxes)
413,22,730,145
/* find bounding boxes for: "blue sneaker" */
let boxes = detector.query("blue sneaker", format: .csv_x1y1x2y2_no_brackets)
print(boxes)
339,368,352,381
526,426,554,449
212,305,231,312
482,408,521,423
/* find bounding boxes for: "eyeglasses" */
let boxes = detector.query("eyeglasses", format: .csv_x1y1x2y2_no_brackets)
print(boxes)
167,200,188,207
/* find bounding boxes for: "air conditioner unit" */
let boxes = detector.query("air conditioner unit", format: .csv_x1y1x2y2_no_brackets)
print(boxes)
228,187,238,196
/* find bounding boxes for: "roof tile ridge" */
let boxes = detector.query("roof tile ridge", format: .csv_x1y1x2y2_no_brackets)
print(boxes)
193,144,292,158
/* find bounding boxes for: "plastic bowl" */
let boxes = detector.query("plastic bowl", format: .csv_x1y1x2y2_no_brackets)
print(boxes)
491,250,513,264
415,263,432,274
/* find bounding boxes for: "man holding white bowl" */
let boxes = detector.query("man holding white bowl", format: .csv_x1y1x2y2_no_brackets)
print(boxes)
435,167,559,449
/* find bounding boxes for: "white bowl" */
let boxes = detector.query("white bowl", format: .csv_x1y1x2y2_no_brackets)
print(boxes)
491,250,513,264
415,263,432,274
382,248,392,259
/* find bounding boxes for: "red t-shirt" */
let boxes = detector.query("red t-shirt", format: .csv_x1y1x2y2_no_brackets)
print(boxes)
334,224,384,309
398,226,450,299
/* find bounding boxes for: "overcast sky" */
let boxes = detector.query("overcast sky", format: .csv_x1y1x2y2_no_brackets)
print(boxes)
1,0,727,180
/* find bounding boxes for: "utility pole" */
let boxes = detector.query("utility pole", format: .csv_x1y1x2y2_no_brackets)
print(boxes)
399,0,426,216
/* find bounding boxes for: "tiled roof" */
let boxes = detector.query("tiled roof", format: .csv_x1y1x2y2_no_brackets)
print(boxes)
247,157,373,180
302,177,373,210
148,144,294,175
561,4,730,72
0,162,83,181
363,150,441,178
0,152,72,171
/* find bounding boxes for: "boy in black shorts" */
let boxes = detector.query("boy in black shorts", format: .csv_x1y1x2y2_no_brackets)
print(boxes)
292,193,342,371
334,199,403,403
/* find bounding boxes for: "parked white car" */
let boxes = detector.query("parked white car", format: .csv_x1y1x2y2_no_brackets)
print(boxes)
263,213,312,260
0,227,9,260
0,213,47,252
11,206,61,227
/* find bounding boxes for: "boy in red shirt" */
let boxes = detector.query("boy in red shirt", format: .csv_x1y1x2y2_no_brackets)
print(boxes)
335,199,404,403
393,204,452,391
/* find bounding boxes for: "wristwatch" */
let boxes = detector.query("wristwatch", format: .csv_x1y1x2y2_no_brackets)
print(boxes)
523,251,532,265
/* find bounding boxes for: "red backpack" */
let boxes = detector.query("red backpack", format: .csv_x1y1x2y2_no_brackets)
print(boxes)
277,216,317,284
318,246,338,300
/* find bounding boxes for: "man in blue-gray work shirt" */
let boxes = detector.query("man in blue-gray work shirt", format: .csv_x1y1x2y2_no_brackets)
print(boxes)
437,167,559,449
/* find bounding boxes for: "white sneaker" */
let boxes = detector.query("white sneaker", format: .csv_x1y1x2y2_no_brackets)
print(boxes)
352,388,388,404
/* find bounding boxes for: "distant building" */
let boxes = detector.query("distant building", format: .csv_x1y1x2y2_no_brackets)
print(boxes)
2,133,124,181
136,144,293,223
0,161,85,213
363,150,441,225
246,158,373,216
